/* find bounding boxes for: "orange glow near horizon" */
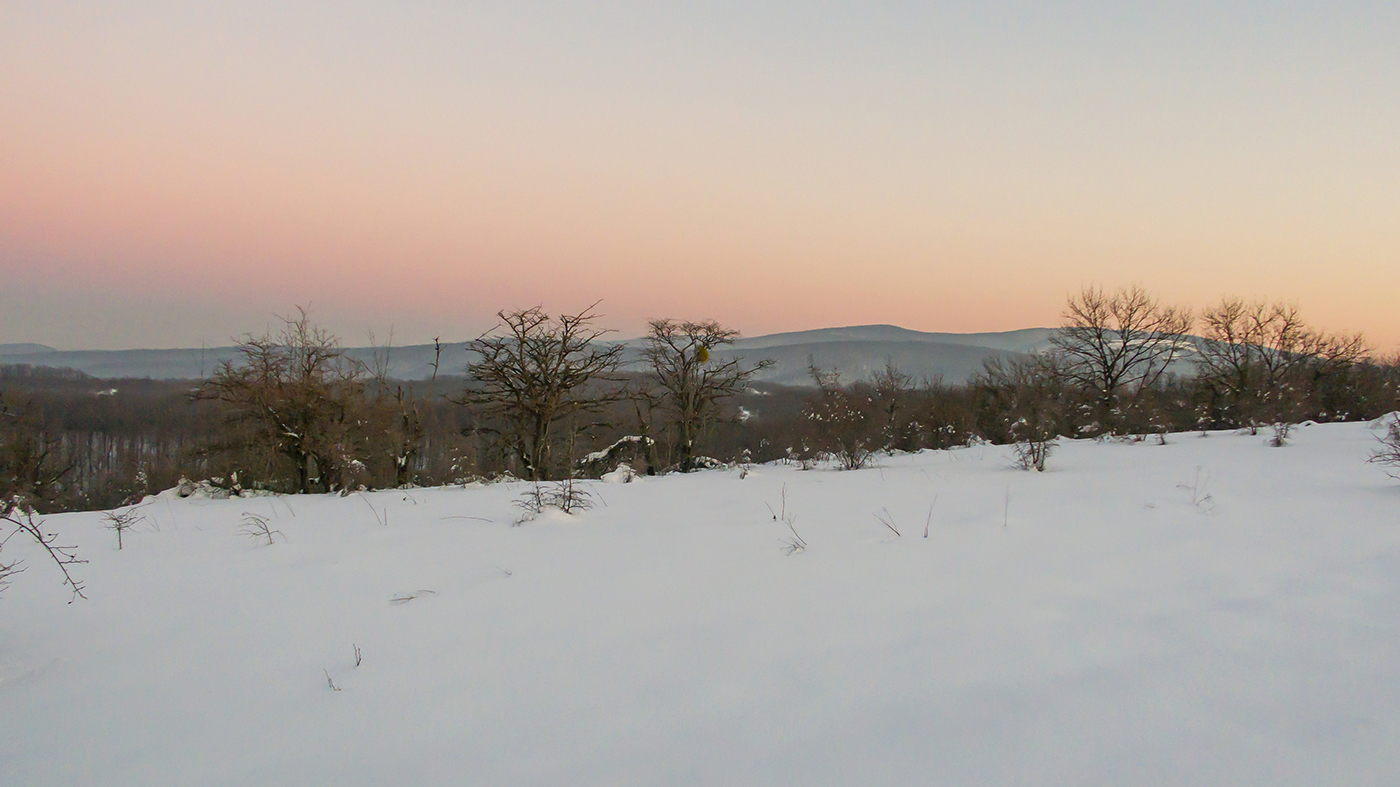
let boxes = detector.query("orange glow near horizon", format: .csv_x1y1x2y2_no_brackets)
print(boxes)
3,3,1398,352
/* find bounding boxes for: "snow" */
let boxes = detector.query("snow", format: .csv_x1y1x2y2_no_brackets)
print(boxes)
600,463,639,484
580,435,652,465
4,422,1400,785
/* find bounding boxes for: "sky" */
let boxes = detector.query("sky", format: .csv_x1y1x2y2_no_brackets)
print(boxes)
3,1,1398,351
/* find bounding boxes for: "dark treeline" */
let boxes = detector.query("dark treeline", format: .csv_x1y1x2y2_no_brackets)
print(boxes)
4,288,1399,513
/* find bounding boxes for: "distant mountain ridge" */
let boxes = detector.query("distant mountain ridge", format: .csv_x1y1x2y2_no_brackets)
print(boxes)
0,326,1058,385
0,343,58,356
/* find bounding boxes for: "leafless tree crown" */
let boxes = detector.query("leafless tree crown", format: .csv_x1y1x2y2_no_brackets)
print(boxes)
1197,298,1368,428
196,306,367,494
461,305,624,481
1051,284,1193,432
642,319,771,472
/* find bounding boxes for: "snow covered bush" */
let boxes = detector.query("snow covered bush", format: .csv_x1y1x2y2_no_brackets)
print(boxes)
803,362,876,470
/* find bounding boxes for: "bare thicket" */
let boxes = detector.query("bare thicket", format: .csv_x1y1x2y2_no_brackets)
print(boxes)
803,360,876,470
1051,285,1193,434
1013,435,1054,471
975,354,1064,470
197,307,368,494
6,285,1393,512
1197,298,1368,432
1,496,87,601
871,361,915,448
513,478,595,524
642,319,772,472
460,305,624,481
0,392,72,510
367,333,443,488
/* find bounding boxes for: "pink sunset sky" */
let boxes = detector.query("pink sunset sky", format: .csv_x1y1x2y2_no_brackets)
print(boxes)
3,2,1398,351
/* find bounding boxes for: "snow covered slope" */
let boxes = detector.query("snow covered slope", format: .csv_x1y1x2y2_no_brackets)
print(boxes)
3,421,1399,785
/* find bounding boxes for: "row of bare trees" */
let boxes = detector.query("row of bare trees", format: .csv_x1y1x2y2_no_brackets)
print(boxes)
185,305,776,491
457,307,773,480
967,285,1384,471
4,290,1397,507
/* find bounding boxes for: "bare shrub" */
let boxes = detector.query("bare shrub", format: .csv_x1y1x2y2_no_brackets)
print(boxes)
976,353,1063,471
238,511,284,546
974,354,1066,444
1177,466,1215,511
103,506,146,550
804,361,876,470
766,485,805,554
513,479,595,524
1013,436,1054,472
0,496,86,601
780,523,807,555
1371,418,1400,477
196,306,368,494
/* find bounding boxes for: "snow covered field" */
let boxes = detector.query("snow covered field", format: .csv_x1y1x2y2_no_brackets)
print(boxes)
4,421,1400,786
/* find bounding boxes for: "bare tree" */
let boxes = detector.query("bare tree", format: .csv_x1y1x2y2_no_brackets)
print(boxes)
460,305,624,481
103,506,145,550
641,319,772,472
1050,285,1193,434
196,307,368,494
1197,298,1368,431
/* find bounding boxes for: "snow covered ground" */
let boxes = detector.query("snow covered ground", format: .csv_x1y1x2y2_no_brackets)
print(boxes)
4,421,1400,786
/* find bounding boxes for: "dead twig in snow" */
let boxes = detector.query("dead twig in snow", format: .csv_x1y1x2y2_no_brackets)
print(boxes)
875,507,901,537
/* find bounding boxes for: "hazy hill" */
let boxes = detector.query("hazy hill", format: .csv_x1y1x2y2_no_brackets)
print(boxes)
0,343,57,355
0,326,1056,384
